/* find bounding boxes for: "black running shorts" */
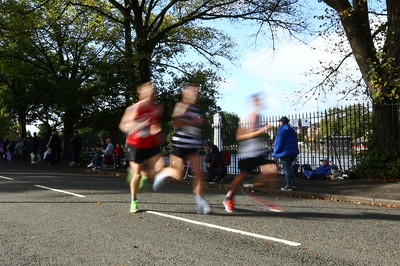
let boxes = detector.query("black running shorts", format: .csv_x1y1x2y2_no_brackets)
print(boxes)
171,146,198,160
125,145,160,164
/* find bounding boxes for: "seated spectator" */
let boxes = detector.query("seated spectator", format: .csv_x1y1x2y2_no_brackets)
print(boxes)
114,143,123,167
329,164,341,179
304,158,332,180
206,144,227,183
87,138,114,170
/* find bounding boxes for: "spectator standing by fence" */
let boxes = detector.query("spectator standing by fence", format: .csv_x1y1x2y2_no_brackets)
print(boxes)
5,140,14,161
274,116,299,191
31,132,40,163
47,131,62,164
206,144,227,183
70,130,82,167
14,137,25,162
0,138,4,160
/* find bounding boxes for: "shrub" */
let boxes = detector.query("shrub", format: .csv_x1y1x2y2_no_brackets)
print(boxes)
355,149,400,178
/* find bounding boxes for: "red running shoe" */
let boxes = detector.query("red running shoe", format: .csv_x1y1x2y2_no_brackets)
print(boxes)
223,199,235,213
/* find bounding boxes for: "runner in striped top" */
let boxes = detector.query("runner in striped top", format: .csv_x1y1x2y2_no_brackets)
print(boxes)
153,83,211,215
171,104,203,149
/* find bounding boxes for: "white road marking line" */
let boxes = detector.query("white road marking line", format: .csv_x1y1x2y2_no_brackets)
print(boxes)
146,211,301,247
0,175,13,180
34,185,86,198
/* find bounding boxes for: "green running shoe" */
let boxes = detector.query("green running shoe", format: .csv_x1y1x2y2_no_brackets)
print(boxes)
130,199,139,213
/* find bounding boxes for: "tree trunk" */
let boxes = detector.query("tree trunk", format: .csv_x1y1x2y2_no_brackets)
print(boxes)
322,0,378,94
372,103,400,152
322,0,400,152
62,118,74,162
123,0,135,101
18,115,27,139
137,54,152,83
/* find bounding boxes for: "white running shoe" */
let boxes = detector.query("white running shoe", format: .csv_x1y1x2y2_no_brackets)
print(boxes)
153,172,168,192
197,199,211,215
87,163,94,168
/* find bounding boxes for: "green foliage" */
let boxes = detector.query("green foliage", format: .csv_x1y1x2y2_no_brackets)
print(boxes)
221,112,239,147
0,0,128,154
369,53,400,103
318,104,372,141
0,108,17,139
157,67,222,145
312,1,400,105
354,124,400,179
354,149,400,179
0,0,308,152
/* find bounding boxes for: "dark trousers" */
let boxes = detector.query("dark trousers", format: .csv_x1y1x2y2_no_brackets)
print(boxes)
72,150,81,165
206,167,226,181
280,156,296,187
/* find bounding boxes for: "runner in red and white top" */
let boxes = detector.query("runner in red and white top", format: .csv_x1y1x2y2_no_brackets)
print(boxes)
119,81,164,213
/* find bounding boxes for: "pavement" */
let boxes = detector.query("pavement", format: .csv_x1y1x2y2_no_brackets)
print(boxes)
2,160,400,208
203,173,400,208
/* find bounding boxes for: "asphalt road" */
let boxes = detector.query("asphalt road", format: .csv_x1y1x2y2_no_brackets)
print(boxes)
1,165,399,265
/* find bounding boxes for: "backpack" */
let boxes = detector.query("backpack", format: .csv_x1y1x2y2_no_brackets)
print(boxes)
291,163,302,177
222,150,231,166
342,171,356,180
301,164,313,179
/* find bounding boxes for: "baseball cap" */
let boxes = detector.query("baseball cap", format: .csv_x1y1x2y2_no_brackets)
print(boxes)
279,116,290,124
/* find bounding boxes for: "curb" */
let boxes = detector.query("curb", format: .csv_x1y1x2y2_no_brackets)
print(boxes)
282,191,400,209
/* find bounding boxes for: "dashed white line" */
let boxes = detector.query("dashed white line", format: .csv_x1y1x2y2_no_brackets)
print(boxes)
34,185,86,198
0,175,13,180
146,211,301,247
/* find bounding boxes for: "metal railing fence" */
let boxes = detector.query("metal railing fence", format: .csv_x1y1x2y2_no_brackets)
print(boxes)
222,103,375,175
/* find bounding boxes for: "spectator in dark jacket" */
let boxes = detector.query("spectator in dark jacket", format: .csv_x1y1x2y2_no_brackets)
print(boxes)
47,131,62,164
0,138,4,160
70,130,83,166
274,116,299,191
206,145,227,182
31,132,40,163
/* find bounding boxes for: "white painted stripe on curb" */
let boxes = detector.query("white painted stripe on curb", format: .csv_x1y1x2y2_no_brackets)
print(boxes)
0,175,13,180
146,211,301,247
34,185,86,198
